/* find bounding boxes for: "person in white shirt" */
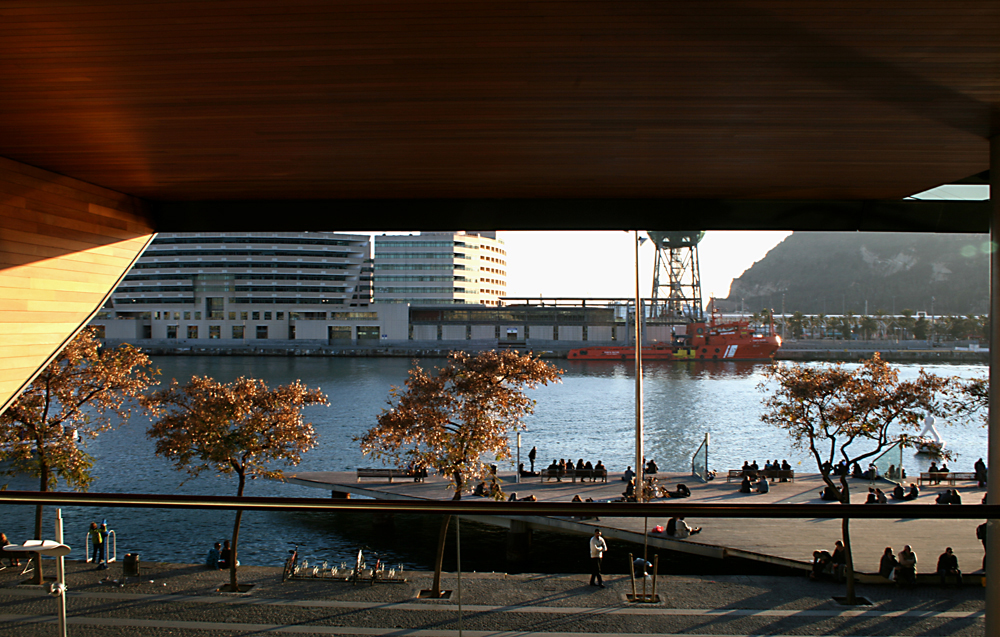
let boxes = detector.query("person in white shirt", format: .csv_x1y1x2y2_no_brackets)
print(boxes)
589,529,608,587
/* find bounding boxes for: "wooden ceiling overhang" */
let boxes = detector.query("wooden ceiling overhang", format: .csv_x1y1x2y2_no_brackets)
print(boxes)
1,1,998,231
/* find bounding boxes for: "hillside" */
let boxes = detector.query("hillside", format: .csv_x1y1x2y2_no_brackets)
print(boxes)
720,232,989,315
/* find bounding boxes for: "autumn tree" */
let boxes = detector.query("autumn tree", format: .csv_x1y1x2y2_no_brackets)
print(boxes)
0,327,158,583
759,354,948,604
359,350,561,597
143,376,327,591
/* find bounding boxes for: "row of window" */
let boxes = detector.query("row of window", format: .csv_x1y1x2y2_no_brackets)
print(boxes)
154,237,363,247
374,253,471,260
161,324,380,340
374,263,468,271
407,325,594,341
117,297,349,306
373,275,465,282
374,240,470,248
374,287,467,294
145,249,356,258
132,262,350,270
152,310,379,321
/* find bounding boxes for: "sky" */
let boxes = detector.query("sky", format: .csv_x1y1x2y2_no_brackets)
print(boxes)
367,184,989,304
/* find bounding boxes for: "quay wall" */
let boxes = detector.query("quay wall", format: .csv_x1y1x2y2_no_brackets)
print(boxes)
103,338,988,362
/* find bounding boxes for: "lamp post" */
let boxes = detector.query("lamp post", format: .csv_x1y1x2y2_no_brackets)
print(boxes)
5,510,71,637
516,431,521,484
634,231,646,501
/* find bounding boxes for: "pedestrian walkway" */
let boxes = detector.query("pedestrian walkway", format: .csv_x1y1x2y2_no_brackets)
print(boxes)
0,559,985,636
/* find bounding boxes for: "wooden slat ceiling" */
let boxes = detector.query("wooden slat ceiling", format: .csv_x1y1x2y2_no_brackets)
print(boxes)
0,1,997,207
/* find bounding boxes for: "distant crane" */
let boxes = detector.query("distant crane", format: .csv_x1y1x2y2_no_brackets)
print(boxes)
647,231,705,322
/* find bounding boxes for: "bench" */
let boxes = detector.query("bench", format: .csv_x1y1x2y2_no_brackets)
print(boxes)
727,469,794,483
356,468,424,483
918,471,977,486
540,468,608,483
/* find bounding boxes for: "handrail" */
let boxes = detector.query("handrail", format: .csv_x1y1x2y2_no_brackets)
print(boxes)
84,529,117,563
2,490,995,520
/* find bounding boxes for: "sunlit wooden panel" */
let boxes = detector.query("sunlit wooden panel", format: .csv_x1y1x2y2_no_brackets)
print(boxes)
0,156,154,415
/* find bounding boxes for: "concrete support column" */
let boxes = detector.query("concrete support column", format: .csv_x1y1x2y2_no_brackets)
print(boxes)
988,133,1000,637
505,519,532,563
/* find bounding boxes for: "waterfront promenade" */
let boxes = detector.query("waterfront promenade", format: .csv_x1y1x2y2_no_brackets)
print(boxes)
0,558,984,636
286,471,986,576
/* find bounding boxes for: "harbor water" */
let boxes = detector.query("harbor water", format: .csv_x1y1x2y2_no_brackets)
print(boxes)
0,356,987,573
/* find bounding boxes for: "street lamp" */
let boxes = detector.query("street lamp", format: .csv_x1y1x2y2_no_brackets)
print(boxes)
5,509,71,637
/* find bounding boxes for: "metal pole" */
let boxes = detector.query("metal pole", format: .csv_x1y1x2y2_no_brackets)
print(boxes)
55,509,67,637
987,133,1000,637
516,432,521,484
634,231,644,500
456,516,463,637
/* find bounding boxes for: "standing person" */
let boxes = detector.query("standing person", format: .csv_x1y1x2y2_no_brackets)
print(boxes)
98,520,110,568
977,521,987,571
936,547,962,586
589,529,607,588
974,458,987,487
88,522,105,570
528,446,537,473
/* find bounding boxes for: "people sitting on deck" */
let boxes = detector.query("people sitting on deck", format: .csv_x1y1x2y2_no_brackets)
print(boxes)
741,461,751,474
780,460,792,481
764,460,773,471
866,488,879,504
595,461,606,475
666,516,678,537
645,459,658,475
206,542,222,570
879,547,898,581
936,547,963,587
489,479,501,499
950,489,963,505
665,483,691,499
571,494,583,502
852,462,863,479
623,466,635,482
819,484,840,501
584,460,594,472
756,474,769,494
938,463,950,482
928,461,940,483
558,459,568,475
750,460,759,472
830,541,847,582
975,458,988,487
810,550,833,580
876,488,888,504
474,482,488,497
896,545,917,585
891,483,905,500
936,489,953,505
904,483,920,500
519,462,538,477
674,517,701,538
1,533,21,568
623,478,636,501
546,460,561,481
576,459,586,472
220,540,232,570
740,475,753,494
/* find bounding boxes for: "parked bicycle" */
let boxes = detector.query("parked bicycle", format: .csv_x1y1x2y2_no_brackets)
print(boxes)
282,543,299,583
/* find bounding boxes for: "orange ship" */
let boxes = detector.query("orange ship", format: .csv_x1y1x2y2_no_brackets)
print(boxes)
567,312,781,361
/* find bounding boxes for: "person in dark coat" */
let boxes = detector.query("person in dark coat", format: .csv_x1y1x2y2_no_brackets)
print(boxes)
903,483,920,500
739,475,753,494
879,547,898,580
528,446,537,473
936,547,962,587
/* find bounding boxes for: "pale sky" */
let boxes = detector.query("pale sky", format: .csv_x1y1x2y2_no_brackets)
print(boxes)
500,230,791,302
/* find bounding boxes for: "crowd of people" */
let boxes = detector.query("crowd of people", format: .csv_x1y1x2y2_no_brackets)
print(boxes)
541,458,607,481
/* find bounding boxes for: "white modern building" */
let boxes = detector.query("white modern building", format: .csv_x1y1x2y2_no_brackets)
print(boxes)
373,232,507,306
90,232,412,342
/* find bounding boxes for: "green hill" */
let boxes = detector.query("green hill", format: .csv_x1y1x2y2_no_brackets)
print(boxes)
721,232,989,316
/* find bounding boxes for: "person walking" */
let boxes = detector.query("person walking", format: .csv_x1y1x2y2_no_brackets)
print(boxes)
528,446,537,473
589,529,607,588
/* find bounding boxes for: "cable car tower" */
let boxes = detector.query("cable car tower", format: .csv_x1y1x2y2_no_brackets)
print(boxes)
647,231,705,322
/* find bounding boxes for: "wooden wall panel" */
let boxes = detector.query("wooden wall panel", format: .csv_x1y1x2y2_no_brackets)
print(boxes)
0,156,155,415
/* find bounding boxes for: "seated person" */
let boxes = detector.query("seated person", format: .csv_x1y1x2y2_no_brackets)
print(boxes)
1,533,20,568
810,550,832,580
558,459,568,475
928,461,940,483
819,485,840,501
665,483,691,499
584,460,594,472
571,494,583,503
675,517,701,538
896,546,917,585
206,542,222,569
935,489,953,504
851,462,863,478
576,459,586,472
623,478,636,501
508,492,518,502
741,460,751,475
756,475,769,494
764,460,773,471
865,488,878,504
939,463,950,475
473,482,488,497
903,483,920,500
545,460,561,480
489,479,501,498
891,483,905,500
645,459,658,475
879,547,898,581
936,547,962,587
876,488,888,504
779,460,792,481
666,516,678,537
623,465,635,482
739,475,753,494
950,489,963,505
594,460,606,474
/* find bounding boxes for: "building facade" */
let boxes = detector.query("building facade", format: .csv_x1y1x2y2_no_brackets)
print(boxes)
91,232,407,341
373,232,506,306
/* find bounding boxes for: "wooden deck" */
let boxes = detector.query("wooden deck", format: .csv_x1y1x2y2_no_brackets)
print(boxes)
285,470,985,576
